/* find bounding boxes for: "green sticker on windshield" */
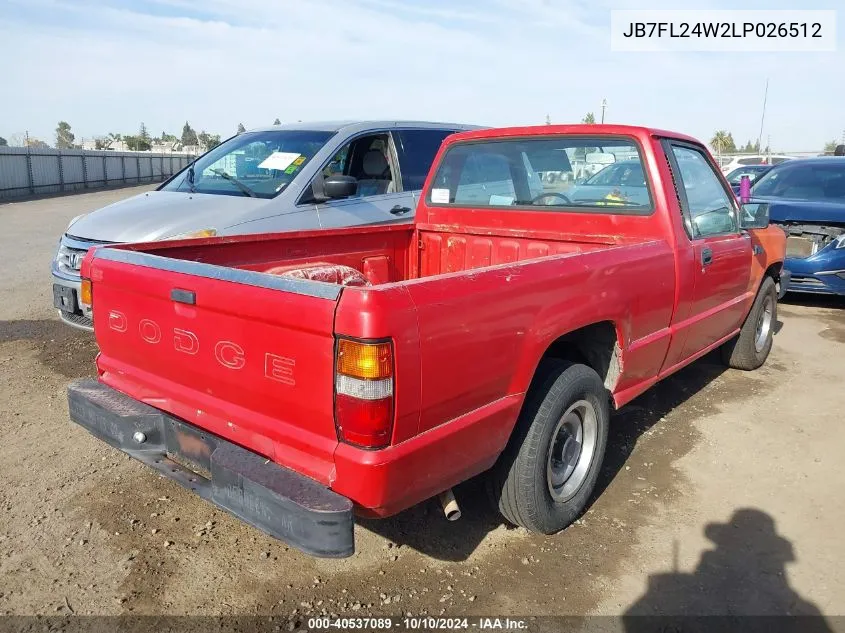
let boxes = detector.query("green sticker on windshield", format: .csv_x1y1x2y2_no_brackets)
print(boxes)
284,164,298,175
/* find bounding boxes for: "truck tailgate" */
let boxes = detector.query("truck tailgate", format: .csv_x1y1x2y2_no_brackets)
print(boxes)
88,249,340,484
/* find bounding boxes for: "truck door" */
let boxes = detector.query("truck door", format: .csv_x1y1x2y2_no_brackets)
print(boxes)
665,142,753,358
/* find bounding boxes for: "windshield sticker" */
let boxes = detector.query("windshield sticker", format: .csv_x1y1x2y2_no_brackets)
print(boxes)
292,156,306,166
258,152,301,171
284,164,298,175
430,188,450,204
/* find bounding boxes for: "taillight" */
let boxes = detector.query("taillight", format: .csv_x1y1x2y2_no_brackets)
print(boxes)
334,338,394,449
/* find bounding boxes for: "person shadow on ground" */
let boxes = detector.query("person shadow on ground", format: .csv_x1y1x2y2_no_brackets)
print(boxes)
622,508,834,633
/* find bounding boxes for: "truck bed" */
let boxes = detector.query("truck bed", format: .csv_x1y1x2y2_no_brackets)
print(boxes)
101,221,622,285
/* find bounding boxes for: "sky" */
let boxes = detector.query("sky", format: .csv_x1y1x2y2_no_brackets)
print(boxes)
0,0,843,151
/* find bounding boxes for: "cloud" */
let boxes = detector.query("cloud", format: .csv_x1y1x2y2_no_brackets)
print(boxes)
0,0,842,150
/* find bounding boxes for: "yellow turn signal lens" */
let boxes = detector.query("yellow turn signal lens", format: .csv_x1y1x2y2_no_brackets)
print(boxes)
80,279,92,306
336,340,392,380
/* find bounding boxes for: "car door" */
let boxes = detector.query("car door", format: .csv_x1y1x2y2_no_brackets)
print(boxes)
666,142,753,358
312,131,417,229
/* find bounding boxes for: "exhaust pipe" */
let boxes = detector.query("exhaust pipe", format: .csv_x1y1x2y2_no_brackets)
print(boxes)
439,488,461,521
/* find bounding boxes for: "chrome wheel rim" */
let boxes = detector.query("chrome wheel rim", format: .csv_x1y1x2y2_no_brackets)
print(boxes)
754,295,774,353
546,400,598,502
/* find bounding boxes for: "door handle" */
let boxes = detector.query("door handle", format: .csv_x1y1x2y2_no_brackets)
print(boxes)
390,205,412,215
701,247,713,266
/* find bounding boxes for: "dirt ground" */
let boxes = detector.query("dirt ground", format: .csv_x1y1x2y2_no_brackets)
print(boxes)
1,186,843,624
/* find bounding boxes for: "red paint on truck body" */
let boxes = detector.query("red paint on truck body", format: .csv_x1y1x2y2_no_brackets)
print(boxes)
82,125,785,517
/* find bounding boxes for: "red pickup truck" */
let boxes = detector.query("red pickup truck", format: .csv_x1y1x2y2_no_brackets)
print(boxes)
68,125,786,558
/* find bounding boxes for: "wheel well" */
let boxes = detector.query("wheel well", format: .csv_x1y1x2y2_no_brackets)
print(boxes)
765,261,783,281
540,321,621,391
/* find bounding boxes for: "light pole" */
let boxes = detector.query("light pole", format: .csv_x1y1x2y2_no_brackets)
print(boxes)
600,99,608,124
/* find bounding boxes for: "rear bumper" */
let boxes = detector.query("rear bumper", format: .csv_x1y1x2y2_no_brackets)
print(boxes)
67,379,354,558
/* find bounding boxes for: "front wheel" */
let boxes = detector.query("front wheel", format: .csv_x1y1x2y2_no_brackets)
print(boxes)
721,276,777,371
487,360,609,534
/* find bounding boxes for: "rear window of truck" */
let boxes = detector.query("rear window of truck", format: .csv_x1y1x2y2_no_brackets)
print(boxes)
427,136,653,214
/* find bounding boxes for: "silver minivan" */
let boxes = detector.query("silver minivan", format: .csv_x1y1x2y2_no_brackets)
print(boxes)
52,120,478,329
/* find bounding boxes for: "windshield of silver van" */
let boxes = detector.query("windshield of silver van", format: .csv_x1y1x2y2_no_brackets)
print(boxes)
162,130,335,199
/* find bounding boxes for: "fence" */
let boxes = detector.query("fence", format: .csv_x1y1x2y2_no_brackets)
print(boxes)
0,147,196,200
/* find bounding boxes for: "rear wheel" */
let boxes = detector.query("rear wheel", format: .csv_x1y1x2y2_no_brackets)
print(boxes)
721,276,777,370
488,360,609,534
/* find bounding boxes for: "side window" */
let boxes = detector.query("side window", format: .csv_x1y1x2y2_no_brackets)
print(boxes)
351,135,394,197
394,129,455,191
671,145,737,238
314,134,395,200
322,145,350,179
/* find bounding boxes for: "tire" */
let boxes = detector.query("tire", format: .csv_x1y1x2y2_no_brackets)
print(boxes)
487,359,610,534
721,276,777,371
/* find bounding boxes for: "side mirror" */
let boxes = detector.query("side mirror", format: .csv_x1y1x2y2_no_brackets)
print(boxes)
324,175,357,199
739,202,770,230
739,174,752,204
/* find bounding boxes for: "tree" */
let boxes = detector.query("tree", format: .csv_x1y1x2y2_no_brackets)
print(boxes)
739,139,761,153
273,118,281,125
55,121,75,149
237,123,247,134
0,137,7,147
94,137,110,150
824,140,840,154
27,138,50,149
710,130,736,154
121,123,152,151
181,121,198,146
198,130,221,151
582,112,596,124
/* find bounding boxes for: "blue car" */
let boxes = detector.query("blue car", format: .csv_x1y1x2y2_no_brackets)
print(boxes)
751,158,845,295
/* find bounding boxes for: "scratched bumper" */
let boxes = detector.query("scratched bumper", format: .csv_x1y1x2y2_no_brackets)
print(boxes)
67,379,354,558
